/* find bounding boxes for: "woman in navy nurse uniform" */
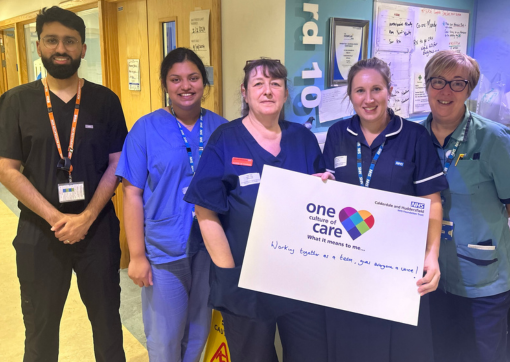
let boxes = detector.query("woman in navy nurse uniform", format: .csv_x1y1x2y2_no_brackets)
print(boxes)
321,57,447,362
184,59,328,362
116,48,227,362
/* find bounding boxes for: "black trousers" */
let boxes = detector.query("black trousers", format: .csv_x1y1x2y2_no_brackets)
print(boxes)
14,208,125,362
222,303,328,362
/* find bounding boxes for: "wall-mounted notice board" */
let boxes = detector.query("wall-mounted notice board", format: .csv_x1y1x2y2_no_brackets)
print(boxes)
372,1,470,117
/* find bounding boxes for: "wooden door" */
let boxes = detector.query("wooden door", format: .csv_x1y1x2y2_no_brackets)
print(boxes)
108,0,222,268
146,0,222,115
3,28,19,90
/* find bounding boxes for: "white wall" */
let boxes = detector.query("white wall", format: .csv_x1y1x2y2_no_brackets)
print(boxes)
0,0,60,22
221,0,286,120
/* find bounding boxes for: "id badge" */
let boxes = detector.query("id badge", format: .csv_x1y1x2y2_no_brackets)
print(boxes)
441,220,454,241
58,182,85,203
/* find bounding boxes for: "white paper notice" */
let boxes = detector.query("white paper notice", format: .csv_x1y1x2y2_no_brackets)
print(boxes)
239,166,430,326
335,26,363,80
389,79,410,118
127,59,140,91
414,73,430,113
318,87,352,123
374,51,410,81
190,10,211,66
377,4,415,51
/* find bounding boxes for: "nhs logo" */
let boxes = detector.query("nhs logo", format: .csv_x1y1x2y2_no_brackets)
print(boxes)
395,161,404,167
411,202,425,209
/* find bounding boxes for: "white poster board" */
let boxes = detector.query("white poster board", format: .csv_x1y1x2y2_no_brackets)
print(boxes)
373,1,470,117
239,166,431,326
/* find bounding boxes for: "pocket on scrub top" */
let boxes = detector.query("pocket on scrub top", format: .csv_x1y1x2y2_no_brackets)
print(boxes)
145,215,186,257
456,244,499,287
449,160,481,195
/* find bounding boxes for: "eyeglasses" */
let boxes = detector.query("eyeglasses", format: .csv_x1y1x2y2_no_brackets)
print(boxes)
428,77,469,92
42,36,80,51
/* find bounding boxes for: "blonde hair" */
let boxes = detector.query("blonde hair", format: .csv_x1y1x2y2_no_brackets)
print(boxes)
424,50,480,96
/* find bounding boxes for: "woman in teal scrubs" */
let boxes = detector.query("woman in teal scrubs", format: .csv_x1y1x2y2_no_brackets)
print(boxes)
422,50,510,362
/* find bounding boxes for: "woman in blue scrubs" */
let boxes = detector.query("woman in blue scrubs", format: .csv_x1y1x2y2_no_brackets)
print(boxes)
321,57,447,362
422,50,510,362
184,59,328,362
115,48,227,362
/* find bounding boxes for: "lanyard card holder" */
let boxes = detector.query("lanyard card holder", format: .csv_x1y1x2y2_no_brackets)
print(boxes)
58,182,85,203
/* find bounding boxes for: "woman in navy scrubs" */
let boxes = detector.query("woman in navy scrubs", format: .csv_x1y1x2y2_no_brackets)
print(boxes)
184,59,328,362
321,57,447,362
116,48,227,362
421,51,510,362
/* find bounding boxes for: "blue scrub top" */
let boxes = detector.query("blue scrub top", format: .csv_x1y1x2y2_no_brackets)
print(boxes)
116,108,227,264
323,110,448,197
422,108,510,298
184,118,325,319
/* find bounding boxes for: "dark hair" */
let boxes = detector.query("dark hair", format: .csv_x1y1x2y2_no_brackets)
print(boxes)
346,57,392,98
241,58,288,118
36,6,86,43
160,47,210,92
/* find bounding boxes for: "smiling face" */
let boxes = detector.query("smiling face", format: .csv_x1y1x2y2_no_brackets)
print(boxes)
36,21,86,79
427,66,469,125
165,60,205,112
349,69,392,127
242,66,288,119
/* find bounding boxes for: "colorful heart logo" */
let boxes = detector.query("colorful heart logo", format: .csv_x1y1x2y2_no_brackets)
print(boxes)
339,207,375,240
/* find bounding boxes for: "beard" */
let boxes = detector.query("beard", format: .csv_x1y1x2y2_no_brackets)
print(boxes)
41,53,81,79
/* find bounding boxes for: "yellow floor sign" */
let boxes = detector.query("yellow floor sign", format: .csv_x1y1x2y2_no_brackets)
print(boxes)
203,310,231,362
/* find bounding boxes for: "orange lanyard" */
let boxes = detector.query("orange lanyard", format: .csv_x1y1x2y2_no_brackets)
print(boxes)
42,77,82,179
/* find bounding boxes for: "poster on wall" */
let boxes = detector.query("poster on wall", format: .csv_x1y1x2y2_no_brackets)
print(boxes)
127,59,140,91
189,9,211,66
239,166,430,326
328,18,369,87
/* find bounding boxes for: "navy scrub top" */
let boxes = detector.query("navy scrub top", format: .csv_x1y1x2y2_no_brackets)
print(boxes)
323,110,448,197
184,118,325,319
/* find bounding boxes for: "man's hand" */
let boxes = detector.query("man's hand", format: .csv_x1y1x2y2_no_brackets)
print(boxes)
51,211,94,244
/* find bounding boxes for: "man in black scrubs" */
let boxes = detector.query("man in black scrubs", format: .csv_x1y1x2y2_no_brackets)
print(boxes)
0,7,127,362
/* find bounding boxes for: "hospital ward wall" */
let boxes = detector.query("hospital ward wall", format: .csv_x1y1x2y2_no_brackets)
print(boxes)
473,0,510,94
283,0,476,134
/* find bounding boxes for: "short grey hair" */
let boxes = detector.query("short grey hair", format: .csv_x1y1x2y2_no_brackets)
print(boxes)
424,50,480,97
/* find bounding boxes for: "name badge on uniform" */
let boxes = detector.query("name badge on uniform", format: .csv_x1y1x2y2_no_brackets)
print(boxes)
441,220,454,241
239,173,260,187
58,182,85,203
232,157,253,167
334,156,347,168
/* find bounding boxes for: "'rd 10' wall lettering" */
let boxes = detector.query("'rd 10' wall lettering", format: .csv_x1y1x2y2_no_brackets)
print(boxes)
301,3,323,110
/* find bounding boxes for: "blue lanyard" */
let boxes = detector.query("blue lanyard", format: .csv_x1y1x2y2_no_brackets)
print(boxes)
357,141,385,188
441,113,472,175
171,106,204,175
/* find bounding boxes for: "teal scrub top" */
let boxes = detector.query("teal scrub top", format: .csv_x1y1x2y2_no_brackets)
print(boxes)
422,108,510,298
